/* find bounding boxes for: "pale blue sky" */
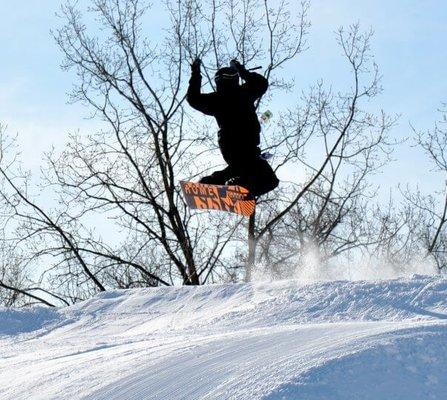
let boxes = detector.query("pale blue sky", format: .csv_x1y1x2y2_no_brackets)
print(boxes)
0,0,446,194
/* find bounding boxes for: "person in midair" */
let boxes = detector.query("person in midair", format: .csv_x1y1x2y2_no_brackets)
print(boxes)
186,58,279,197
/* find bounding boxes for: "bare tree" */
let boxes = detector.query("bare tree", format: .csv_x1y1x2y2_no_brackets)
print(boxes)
243,25,397,279
0,127,101,305
0,1,407,306
46,0,246,287
47,0,310,286
51,1,396,284
0,240,38,307
401,105,447,272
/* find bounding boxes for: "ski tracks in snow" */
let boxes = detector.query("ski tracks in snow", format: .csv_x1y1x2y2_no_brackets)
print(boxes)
88,321,444,400
1,276,447,399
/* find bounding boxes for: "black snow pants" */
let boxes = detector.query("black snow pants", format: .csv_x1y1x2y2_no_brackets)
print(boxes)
200,131,279,197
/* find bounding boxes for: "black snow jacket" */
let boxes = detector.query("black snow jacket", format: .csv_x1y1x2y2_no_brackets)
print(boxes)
187,68,268,163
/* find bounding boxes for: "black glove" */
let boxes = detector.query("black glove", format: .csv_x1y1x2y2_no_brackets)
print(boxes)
191,58,201,74
230,59,246,74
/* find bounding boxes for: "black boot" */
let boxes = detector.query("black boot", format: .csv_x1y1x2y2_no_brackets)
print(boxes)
199,167,232,185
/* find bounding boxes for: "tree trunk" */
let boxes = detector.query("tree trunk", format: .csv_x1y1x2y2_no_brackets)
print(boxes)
245,210,257,282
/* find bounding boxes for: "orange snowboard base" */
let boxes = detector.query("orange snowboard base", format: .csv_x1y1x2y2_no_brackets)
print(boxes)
180,181,255,217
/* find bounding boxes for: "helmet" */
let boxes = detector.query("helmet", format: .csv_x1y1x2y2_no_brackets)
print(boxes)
214,67,239,92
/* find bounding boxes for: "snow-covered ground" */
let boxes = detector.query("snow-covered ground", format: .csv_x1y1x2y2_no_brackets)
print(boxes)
1,275,447,399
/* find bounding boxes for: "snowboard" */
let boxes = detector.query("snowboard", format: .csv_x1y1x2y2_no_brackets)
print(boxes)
180,181,256,217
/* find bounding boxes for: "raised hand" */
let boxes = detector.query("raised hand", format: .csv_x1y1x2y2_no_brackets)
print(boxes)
191,58,202,74
230,59,244,73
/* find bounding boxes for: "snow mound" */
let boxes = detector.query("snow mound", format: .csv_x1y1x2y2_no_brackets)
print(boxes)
1,275,447,399
267,324,447,399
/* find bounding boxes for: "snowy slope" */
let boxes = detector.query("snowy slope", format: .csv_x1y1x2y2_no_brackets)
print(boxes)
1,275,447,399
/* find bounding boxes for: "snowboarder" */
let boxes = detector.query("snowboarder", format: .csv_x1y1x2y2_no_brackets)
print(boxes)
186,58,279,197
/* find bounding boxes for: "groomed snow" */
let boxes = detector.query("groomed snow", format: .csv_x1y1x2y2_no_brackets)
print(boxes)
1,275,447,399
